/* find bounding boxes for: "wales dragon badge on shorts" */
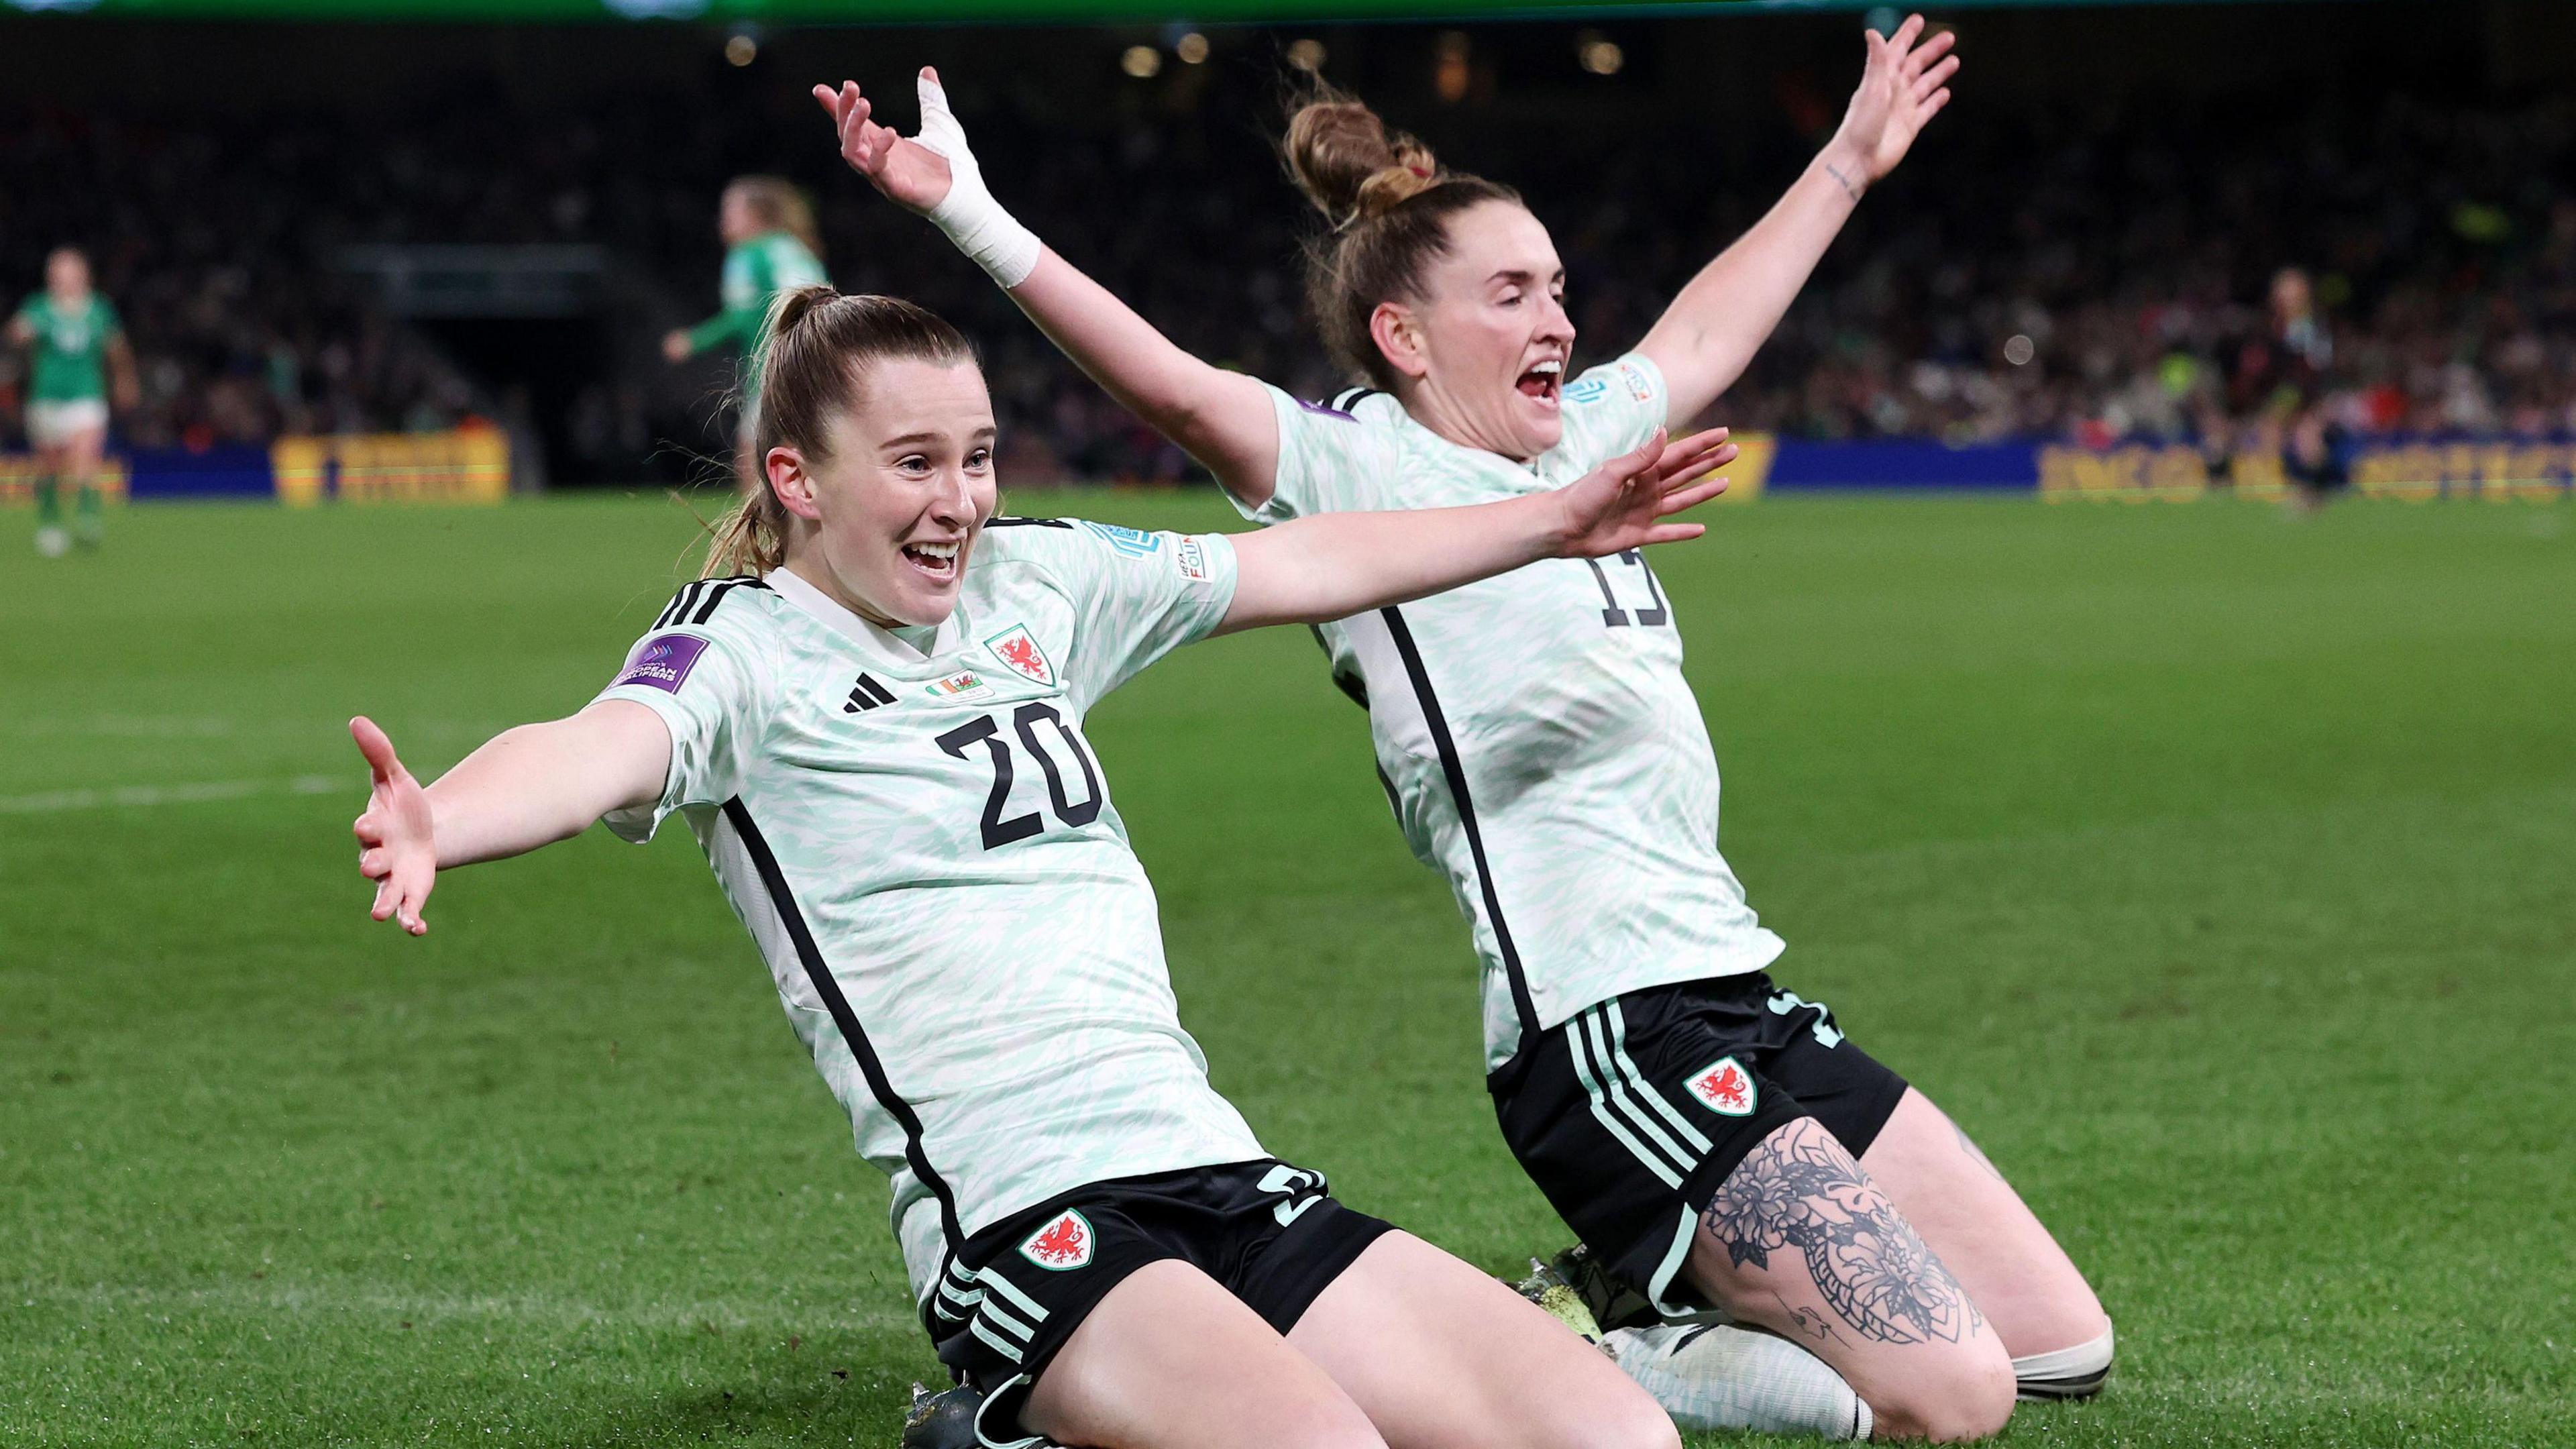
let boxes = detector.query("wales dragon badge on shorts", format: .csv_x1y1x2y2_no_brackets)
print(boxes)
1684,1056,1758,1117
1019,1209,1094,1271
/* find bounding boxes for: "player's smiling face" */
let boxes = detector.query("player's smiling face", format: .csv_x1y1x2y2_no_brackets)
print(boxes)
1381,199,1573,463
774,358,998,630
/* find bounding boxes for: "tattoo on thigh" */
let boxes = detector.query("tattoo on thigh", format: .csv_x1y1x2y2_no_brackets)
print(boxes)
1768,1291,1849,1349
1702,1124,1982,1346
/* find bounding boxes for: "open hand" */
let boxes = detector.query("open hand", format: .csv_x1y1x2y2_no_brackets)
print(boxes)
812,68,964,217
1830,14,1959,186
350,716,435,936
1551,427,1737,559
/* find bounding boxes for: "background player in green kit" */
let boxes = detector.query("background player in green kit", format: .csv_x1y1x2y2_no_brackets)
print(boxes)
663,176,831,494
824,23,2106,1443
347,285,1736,1449
9,248,138,557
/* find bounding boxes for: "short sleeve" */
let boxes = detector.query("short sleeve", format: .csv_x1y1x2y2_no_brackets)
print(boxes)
98,300,123,338
1042,523,1241,710
1552,352,1670,474
592,621,773,843
719,248,759,312
1240,384,1405,525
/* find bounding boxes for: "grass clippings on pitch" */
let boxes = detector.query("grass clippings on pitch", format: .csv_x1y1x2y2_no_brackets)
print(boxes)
1,492,2569,1446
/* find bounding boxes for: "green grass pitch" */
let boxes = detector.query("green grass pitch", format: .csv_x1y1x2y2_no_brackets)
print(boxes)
3,492,2571,1446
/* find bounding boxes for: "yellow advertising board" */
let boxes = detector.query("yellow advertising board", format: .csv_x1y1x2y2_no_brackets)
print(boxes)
273,430,509,506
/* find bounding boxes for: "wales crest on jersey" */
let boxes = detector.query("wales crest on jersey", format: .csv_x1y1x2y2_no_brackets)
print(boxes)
1685,1057,1758,1117
1019,1209,1095,1271
983,625,1055,688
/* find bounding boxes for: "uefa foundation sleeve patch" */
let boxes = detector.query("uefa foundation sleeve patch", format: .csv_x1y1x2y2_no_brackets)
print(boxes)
613,633,710,694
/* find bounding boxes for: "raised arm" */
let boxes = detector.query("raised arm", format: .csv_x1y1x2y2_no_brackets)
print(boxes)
1638,13,1955,425
105,331,140,413
348,704,670,935
1220,427,1733,633
814,72,1283,507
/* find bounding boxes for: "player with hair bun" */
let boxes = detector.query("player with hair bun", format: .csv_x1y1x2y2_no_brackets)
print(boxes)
822,15,2108,1442
350,283,1738,1449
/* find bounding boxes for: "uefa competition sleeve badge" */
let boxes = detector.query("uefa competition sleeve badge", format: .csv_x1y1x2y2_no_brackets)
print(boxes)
613,634,710,694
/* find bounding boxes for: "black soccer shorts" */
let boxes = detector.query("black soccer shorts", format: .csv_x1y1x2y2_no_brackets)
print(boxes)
1491,971,1909,1318
930,1158,1394,1448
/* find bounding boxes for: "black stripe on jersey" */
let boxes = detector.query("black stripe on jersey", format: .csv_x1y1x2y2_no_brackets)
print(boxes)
719,800,966,1260
1330,387,1387,413
1307,626,1370,710
690,576,771,625
983,517,1074,530
654,581,707,630
652,576,769,630
1377,606,1542,1047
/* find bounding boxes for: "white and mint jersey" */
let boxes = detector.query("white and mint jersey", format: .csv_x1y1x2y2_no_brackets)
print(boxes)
1242,354,1785,1074
594,519,1266,1313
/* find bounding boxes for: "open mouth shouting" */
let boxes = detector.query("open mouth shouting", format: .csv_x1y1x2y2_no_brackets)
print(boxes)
1516,357,1564,409
902,537,964,582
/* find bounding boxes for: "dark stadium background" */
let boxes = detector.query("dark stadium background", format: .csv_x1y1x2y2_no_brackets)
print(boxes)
5,4,2574,1446
3,0,2569,486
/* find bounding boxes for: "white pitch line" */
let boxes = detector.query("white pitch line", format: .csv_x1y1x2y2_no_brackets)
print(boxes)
0,774,343,815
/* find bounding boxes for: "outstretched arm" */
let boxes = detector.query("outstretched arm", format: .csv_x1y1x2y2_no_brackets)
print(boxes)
1220,427,1733,633
1638,14,1956,425
815,72,1283,506
349,704,671,935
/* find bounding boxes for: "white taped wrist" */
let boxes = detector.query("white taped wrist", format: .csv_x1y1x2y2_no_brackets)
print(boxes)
928,192,1040,290
913,73,1040,288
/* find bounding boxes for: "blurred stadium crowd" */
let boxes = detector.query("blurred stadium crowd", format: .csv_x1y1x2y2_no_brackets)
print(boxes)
5,42,2571,479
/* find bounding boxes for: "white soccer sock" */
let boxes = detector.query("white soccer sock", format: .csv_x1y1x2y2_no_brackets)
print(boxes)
1607,1323,1872,1441
2012,1324,2115,1400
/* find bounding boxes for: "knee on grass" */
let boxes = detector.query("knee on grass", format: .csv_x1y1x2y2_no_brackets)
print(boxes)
1521,1386,1682,1449
1866,1350,2015,1443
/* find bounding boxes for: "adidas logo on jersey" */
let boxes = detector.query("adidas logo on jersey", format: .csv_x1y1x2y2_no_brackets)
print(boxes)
1019,1209,1094,1271
843,674,896,713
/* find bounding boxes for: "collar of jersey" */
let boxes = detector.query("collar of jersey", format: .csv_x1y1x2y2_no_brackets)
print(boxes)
767,564,961,665
1388,402,1550,478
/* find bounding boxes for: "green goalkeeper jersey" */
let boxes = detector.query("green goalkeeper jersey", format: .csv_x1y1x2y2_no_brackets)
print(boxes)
683,231,828,390
14,294,121,404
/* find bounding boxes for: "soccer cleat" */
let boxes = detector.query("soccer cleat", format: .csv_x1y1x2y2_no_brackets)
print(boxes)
35,525,70,558
900,1381,984,1449
1534,1243,1664,1336
2016,1365,2110,1401
1513,1256,1607,1346
2013,1325,2115,1401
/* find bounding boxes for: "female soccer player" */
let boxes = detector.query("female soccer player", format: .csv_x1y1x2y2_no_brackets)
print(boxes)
817,15,2109,1441
9,248,138,557
351,286,1735,1449
662,176,832,492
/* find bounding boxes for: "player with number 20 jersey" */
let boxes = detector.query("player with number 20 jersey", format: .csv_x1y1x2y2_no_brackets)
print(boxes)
347,287,1731,1449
